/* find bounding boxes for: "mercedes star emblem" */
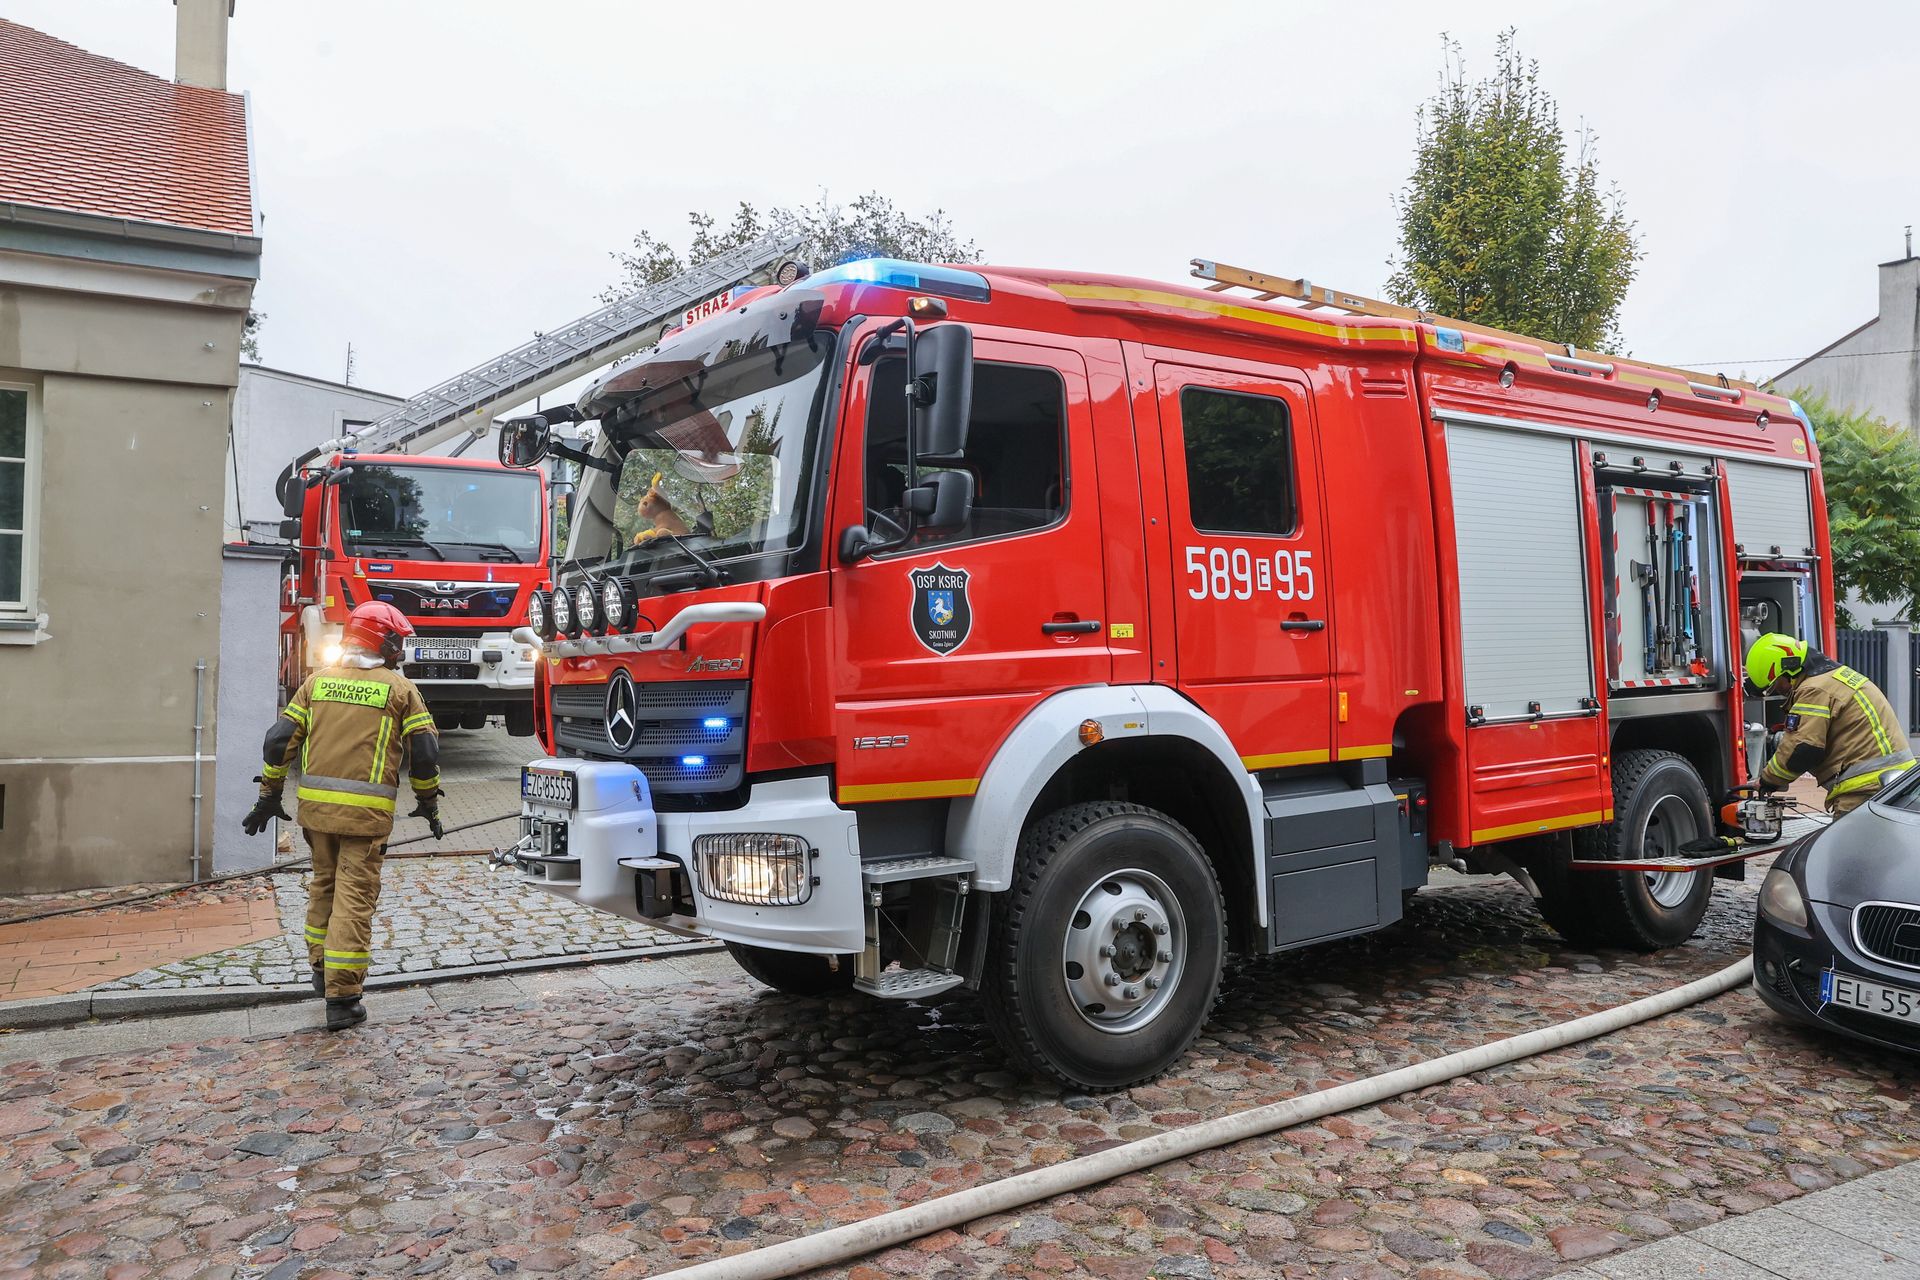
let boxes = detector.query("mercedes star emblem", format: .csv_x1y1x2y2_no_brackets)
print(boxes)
604,669,639,753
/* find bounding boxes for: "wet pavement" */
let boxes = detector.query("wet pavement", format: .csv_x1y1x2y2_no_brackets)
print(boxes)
1,870,1915,1279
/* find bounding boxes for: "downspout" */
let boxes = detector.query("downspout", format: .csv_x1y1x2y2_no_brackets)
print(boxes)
192,658,206,882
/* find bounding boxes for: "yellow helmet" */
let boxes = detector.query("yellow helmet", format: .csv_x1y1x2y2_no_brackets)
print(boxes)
1745,632,1808,694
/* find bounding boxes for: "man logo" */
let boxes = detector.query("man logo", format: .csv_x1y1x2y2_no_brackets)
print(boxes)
604,669,639,753
909,563,972,655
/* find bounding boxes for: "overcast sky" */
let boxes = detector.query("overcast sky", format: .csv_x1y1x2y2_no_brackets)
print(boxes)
9,1,1915,404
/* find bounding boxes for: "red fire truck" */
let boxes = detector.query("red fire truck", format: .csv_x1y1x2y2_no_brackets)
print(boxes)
276,451,550,734
498,256,1827,1088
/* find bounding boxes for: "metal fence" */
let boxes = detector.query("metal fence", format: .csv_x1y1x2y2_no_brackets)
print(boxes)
1837,628,1890,693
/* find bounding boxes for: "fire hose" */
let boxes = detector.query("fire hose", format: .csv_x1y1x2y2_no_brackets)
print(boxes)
659,956,1755,1280
0,812,522,928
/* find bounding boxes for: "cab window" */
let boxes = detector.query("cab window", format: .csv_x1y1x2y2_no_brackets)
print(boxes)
863,359,1067,549
1180,387,1296,536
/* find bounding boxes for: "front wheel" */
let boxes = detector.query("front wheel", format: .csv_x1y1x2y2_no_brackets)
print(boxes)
980,802,1225,1091
1535,749,1715,950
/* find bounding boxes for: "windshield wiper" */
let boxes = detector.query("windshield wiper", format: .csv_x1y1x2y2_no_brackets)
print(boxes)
355,537,444,561
444,541,525,563
644,532,727,587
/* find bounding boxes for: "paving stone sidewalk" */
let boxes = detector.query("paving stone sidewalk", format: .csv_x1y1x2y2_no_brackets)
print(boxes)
95,855,692,991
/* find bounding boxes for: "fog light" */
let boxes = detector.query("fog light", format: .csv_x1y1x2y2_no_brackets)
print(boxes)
1760,867,1808,928
693,833,812,906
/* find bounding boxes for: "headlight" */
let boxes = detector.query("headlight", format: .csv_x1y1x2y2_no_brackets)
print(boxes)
320,641,344,666
601,577,633,633
693,833,813,906
574,582,601,635
1760,867,1809,928
527,589,552,640
551,586,574,636
520,646,539,663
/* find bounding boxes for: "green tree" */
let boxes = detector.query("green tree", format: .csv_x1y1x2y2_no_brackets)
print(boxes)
1387,31,1639,350
240,308,265,361
604,191,982,299
1797,389,1920,627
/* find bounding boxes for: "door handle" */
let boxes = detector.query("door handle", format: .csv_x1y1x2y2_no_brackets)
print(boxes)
1042,619,1102,635
1280,619,1326,633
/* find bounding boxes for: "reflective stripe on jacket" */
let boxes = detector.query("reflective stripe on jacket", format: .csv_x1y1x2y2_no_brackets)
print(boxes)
1763,664,1910,807
266,667,436,837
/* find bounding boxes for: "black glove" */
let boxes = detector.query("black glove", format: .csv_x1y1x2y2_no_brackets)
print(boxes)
242,789,291,836
411,788,445,840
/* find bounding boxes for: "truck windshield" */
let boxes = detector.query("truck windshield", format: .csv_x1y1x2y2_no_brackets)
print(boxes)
596,330,834,575
338,464,542,563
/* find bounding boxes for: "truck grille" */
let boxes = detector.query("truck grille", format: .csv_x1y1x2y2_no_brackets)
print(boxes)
367,582,519,619
1855,902,1920,970
552,678,748,796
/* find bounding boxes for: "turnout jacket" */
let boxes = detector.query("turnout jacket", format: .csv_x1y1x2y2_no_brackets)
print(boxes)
1762,657,1913,806
260,666,440,837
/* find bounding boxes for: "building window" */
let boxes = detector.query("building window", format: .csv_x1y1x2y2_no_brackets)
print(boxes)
1180,387,1297,536
0,384,36,616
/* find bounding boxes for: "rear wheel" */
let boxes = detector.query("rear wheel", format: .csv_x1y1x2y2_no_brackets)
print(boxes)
459,709,488,731
725,942,857,996
503,705,536,737
1535,748,1715,950
980,802,1225,1091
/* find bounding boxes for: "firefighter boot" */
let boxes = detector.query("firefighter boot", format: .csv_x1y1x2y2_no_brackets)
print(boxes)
310,966,324,996
325,996,366,1031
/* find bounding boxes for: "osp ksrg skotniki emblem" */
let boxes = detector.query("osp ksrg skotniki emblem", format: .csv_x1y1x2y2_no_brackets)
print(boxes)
909,563,971,655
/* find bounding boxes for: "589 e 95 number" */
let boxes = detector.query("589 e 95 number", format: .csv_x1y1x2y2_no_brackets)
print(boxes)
1185,546,1315,602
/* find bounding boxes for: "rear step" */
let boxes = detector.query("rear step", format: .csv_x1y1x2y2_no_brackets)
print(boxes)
855,856,976,999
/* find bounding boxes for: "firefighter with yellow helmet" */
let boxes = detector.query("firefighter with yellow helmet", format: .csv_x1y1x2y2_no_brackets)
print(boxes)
1746,632,1914,816
240,601,445,1029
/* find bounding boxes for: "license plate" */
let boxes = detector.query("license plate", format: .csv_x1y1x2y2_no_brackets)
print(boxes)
412,645,472,663
1821,970,1920,1026
521,767,576,810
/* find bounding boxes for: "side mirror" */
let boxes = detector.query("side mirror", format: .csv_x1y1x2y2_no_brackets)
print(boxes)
904,470,973,532
912,324,973,461
278,518,300,541
498,416,552,469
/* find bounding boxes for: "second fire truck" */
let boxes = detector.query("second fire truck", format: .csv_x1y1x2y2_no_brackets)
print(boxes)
498,255,1828,1089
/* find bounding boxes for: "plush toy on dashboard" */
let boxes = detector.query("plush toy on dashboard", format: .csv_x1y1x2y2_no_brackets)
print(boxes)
631,472,692,545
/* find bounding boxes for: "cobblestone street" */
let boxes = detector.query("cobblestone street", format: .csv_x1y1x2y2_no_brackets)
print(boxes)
1,871,1914,1279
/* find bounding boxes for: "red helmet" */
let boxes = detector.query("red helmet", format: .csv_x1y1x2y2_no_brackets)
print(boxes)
341,601,414,666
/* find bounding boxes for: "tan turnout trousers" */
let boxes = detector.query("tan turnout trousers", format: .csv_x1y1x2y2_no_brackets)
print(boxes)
303,830,387,998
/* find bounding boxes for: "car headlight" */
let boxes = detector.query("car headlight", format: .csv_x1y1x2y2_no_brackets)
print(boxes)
693,834,813,906
1760,867,1809,928
320,640,344,666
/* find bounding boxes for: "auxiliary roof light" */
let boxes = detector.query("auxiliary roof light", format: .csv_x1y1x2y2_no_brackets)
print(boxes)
573,581,601,635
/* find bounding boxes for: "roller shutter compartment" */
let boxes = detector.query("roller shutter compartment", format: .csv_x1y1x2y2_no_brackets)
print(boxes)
1445,423,1594,721
1725,460,1814,558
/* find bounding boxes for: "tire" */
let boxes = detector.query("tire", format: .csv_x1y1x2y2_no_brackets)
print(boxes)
980,802,1226,1091
459,709,489,731
504,705,537,738
1534,749,1716,951
725,942,857,997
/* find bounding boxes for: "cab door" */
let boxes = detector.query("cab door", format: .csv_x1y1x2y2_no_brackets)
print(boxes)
829,334,1112,804
1153,360,1333,769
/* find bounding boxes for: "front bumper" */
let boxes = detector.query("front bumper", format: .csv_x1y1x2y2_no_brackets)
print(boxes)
406,632,537,703
1752,899,1920,1054
514,759,865,954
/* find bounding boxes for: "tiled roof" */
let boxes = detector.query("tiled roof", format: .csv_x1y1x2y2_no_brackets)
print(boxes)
0,19,253,238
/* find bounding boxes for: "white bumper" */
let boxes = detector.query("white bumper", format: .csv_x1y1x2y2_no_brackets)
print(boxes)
406,632,536,696
514,759,865,954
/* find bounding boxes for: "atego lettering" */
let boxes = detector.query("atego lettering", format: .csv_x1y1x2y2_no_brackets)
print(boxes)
312,677,389,707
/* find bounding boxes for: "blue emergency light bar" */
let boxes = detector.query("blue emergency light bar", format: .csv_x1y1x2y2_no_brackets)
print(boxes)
802,258,990,303
681,755,708,768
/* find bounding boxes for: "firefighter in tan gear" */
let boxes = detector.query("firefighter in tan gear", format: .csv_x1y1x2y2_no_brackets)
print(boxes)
241,601,444,1030
1747,632,1915,816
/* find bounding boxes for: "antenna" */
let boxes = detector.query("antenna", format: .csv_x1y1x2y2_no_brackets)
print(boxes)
1907,225,1913,260
344,342,356,387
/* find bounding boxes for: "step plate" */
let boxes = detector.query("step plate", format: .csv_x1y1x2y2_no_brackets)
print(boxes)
861,855,977,885
854,968,966,1000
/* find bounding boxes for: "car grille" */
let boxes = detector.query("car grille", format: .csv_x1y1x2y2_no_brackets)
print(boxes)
407,663,480,681
365,582,520,619
1855,902,1920,970
552,678,748,796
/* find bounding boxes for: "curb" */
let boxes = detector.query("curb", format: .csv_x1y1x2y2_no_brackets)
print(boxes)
0,940,729,1031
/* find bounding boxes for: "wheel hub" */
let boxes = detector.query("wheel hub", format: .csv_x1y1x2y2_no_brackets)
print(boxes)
1063,869,1186,1034
1640,793,1702,908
